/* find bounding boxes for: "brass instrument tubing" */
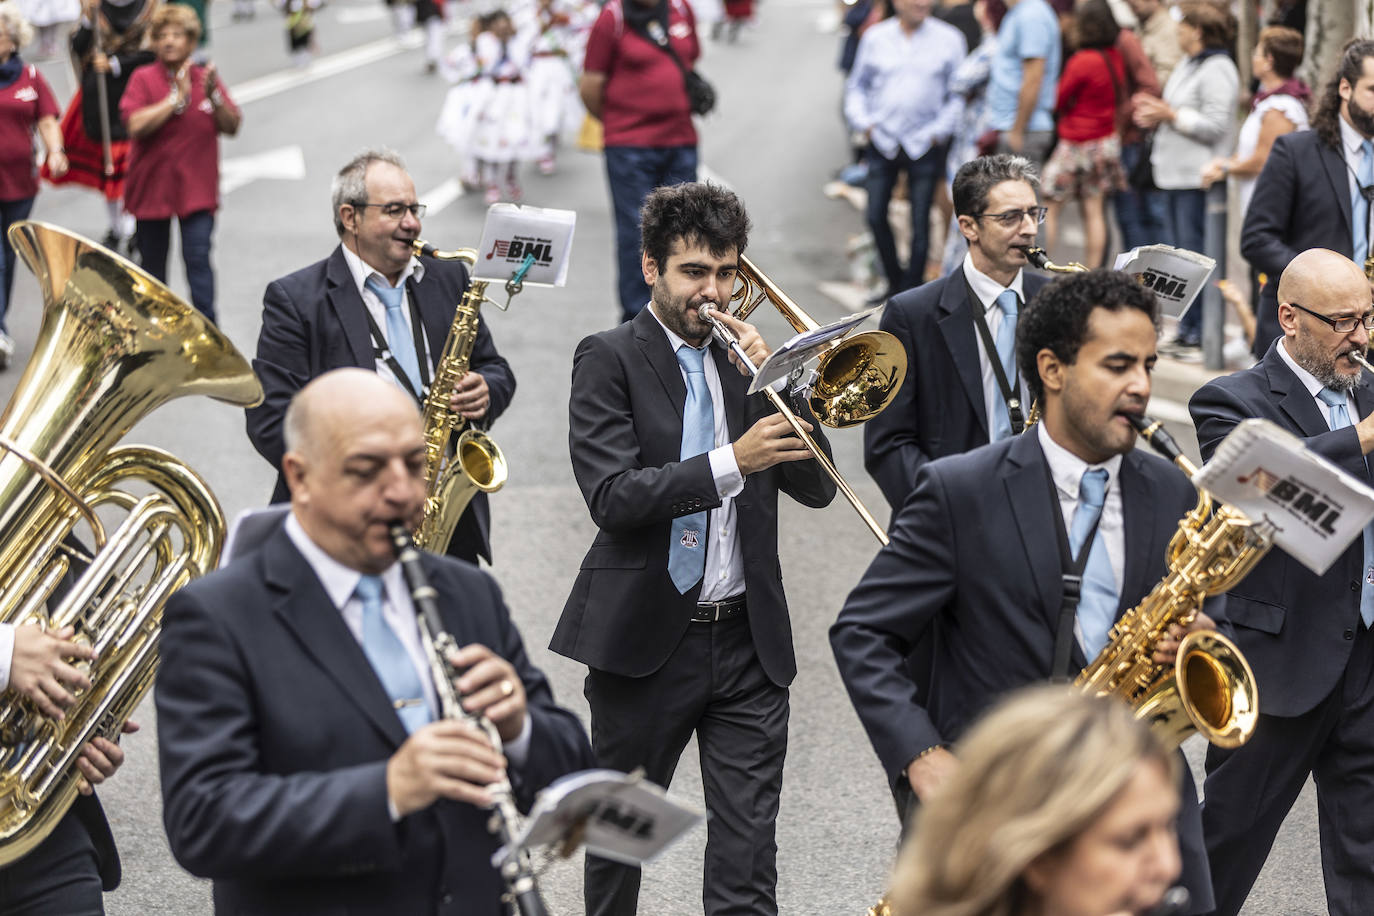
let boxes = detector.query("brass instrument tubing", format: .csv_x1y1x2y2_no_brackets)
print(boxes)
0,434,107,549
1348,350,1374,376
698,305,890,546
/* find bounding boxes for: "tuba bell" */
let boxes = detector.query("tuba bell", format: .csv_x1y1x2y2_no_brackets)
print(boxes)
0,221,263,865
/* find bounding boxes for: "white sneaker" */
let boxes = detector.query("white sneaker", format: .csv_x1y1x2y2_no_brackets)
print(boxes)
0,332,15,370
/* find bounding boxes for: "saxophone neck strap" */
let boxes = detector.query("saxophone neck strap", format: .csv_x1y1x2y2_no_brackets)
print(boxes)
1039,452,1103,684
361,279,432,403
964,274,1025,435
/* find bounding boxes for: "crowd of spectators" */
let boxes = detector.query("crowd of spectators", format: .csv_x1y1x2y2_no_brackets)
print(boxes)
840,0,1314,363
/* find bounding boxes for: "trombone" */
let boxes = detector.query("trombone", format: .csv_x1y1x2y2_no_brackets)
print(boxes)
698,304,890,545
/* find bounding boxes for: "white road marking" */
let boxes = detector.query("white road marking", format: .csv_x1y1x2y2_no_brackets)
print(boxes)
419,177,465,216
232,32,422,106
220,144,307,194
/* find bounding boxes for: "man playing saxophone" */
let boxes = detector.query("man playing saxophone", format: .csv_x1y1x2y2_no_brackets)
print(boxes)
1189,248,1374,916
831,269,1224,913
157,369,591,916
245,148,515,566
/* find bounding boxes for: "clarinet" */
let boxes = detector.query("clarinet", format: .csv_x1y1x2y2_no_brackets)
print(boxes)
388,524,550,916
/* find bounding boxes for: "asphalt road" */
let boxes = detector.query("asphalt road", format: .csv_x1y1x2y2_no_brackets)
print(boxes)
5,0,1324,912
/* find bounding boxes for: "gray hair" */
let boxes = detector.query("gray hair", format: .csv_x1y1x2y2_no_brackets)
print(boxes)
0,2,34,49
330,148,407,237
952,154,1041,219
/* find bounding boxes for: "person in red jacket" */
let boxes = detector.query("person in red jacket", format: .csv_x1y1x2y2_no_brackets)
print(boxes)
1040,0,1127,268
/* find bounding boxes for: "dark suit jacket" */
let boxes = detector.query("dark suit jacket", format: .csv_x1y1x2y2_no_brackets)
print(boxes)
863,268,1050,511
1189,340,1372,717
552,306,837,687
1240,130,1355,360
156,525,592,916
245,246,516,563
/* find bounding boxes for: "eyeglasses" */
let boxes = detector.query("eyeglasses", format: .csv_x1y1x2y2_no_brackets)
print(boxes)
1287,301,1374,334
354,202,427,220
974,206,1049,227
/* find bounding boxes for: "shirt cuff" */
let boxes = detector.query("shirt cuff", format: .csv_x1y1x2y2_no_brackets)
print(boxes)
504,714,533,769
0,622,11,693
709,444,744,497
108,57,121,78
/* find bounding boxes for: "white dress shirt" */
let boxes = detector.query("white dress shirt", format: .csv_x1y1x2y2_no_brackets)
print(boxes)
339,244,435,390
649,305,748,601
0,622,13,692
964,252,1028,443
1038,424,1125,652
284,514,531,766
1340,115,1374,261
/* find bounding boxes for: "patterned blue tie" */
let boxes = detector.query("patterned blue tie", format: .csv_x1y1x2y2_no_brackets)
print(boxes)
990,290,1020,441
1069,468,1119,657
365,276,423,394
1317,387,1374,627
354,574,431,733
1355,140,1373,264
669,344,714,594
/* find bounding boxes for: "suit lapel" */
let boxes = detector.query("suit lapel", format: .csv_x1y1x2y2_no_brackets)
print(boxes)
1266,343,1335,439
1004,433,1063,628
1318,140,1354,240
325,247,376,369
633,306,688,423
710,341,748,439
409,267,457,373
936,269,990,436
1118,453,1161,619
265,530,409,749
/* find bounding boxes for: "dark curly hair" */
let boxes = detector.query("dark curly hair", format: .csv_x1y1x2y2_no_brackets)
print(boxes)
639,182,751,269
1015,269,1159,404
1313,38,1374,150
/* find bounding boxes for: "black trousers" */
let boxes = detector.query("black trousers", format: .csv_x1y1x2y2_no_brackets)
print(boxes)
1202,620,1374,916
583,613,789,916
0,808,104,915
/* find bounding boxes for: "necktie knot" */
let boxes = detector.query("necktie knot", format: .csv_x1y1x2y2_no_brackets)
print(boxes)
1079,467,1108,511
996,289,1019,318
355,574,384,604
365,276,406,313
676,344,707,375
1318,387,1348,409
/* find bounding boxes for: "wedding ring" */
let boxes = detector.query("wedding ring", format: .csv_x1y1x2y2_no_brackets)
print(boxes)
500,679,514,698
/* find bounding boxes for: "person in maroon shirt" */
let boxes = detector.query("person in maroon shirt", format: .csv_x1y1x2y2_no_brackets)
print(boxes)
0,1,66,367
579,0,701,324
120,3,240,325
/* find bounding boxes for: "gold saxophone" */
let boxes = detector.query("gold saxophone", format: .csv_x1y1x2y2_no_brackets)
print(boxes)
410,240,508,552
0,221,262,865
1077,414,1264,750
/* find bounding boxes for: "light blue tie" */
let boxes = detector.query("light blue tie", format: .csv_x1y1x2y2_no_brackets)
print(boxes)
990,290,1020,442
1354,140,1373,264
1317,387,1374,628
354,575,432,733
669,344,714,594
365,276,423,394
1069,468,1119,657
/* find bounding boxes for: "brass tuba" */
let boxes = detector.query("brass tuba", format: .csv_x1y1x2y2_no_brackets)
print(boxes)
1076,415,1264,749
409,240,508,552
0,221,263,865
727,256,906,428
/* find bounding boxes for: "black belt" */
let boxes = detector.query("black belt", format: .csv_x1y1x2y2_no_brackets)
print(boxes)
692,594,746,623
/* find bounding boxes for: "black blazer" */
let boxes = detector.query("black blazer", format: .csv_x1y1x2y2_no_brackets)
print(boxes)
552,306,837,687
863,268,1049,511
155,524,592,916
1240,130,1355,360
1190,340,1374,717
245,246,516,563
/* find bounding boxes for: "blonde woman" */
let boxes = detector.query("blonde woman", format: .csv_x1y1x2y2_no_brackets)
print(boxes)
888,687,1184,916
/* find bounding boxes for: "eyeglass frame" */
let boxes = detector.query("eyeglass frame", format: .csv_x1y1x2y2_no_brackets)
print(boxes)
1285,301,1374,334
972,206,1049,228
350,201,428,220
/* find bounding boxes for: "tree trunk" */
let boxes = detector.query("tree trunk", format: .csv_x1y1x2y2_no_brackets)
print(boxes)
1303,0,1361,90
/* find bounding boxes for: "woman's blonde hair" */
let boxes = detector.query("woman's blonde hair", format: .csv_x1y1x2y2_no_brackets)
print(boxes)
0,2,34,51
887,687,1179,916
150,4,202,45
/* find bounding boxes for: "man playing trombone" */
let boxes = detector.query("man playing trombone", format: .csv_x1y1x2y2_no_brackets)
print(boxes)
553,181,836,916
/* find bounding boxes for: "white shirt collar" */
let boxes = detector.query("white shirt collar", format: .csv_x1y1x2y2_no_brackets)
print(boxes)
1276,337,1330,400
963,251,1026,313
284,511,406,611
1037,422,1123,501
1340,114,1370,163
648,302,711,355
339,242,425,300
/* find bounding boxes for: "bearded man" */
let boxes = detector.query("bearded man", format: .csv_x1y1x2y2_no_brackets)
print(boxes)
1190,248,1374,915
1242,38,1374,360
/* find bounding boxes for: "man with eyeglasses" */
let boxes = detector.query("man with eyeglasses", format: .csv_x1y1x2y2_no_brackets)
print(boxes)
864,154,1050,514
1190,247,1374,915
246,148,516,566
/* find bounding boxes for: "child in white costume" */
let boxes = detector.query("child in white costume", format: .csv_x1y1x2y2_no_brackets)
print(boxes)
524,0,589,174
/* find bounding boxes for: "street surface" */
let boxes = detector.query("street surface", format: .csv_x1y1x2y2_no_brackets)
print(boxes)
6,0,1321,912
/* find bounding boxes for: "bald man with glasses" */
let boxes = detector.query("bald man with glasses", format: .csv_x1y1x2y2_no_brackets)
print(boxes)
246,148,516,567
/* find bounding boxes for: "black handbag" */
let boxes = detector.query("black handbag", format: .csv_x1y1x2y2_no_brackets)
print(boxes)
634,17,716,117
1130,131,1158,192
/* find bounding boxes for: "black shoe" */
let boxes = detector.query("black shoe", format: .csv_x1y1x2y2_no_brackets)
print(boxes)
866,287,894,306
100,230,118,250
